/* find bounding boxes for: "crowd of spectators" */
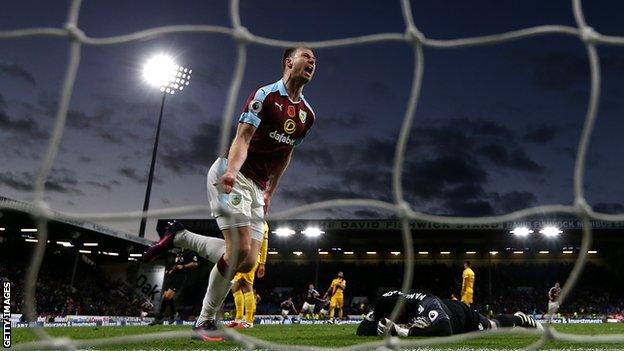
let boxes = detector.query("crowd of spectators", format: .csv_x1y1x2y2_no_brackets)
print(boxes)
0,255,142,318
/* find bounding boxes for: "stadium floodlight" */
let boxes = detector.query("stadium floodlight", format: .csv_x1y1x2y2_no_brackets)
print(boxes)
510,227,533,237
128,258,137,261
268,251,278,255
0,227,5,231
466,251,476,255
20,228,37,233
539,250,549,254
142,54,192,92
539,226,562,238
293,251,303,256
318,251,329,255
79,250,91,254
366,251,377,255
418,251,429,255
107,252,119,256
302,227,324,238
274,228,296,237
129,253,143,257
588,250,597,254
440,251,450,255
489,251,499,255
83,242,98,246
562,250,573,254
343,251,354,255
24,238,38,243
390,251,401,256
513,251,524,254
138,54,193,238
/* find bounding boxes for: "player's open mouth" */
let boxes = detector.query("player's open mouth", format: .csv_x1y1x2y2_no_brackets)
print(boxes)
304,65,314,74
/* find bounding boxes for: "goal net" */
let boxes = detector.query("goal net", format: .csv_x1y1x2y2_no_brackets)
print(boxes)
2,0,624,349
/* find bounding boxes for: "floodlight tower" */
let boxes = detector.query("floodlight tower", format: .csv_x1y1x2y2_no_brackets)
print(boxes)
138,54,192,238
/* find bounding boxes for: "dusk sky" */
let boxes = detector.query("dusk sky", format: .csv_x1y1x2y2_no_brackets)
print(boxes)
1,0,623,241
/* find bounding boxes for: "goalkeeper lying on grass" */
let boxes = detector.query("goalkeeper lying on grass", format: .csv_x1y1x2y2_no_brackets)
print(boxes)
357,290,542,337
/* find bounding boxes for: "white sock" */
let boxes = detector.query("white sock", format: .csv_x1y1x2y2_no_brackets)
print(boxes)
173,230,225,263
197,262,232,324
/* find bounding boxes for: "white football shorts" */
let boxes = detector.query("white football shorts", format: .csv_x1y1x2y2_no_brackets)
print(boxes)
207,158,264,242
302,302,316,314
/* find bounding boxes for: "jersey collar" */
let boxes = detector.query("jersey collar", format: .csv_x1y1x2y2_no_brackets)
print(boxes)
277,79,305,102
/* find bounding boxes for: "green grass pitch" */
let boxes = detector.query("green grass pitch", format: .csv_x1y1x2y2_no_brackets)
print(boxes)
12,323,624,350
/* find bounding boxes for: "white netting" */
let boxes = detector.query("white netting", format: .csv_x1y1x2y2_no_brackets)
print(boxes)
3,0,624,349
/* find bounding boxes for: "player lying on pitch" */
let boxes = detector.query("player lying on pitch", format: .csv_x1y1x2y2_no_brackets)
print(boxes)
356,290,542,337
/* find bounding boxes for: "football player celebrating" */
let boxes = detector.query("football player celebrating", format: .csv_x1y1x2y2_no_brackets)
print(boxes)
356,290,542,337
144,46,316,340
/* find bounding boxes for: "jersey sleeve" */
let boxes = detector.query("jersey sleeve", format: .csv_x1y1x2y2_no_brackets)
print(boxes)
258,222,269,264
239,87,270,128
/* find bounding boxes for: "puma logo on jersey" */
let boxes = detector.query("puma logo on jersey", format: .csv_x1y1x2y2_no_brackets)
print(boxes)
274,102,283,111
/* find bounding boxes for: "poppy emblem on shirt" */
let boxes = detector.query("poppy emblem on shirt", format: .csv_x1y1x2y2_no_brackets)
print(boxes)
284,119,296,134
299,110,307,124
287,105,296,117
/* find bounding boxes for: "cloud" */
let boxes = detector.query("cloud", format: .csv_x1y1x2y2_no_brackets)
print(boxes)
160,122,223,174
404,155,489,200
523,124,558,143
478,144,543,173
85,181,112,191
0,62,36,85
367,81,395,101
45,169,82,194
283,117,545,217
527,52,624,92
440,199,495,217
295,146,337,169
117,167,146,183
192,64,229,89
0,109,47,138
0,168,82,195
0,172,32,191
491,191,537,213
279,184,370,204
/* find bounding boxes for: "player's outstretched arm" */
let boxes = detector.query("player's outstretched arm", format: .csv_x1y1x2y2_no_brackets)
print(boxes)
220,123,256,193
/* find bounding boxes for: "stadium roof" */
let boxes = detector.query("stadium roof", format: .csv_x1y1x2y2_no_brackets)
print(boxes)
0,196,150,261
